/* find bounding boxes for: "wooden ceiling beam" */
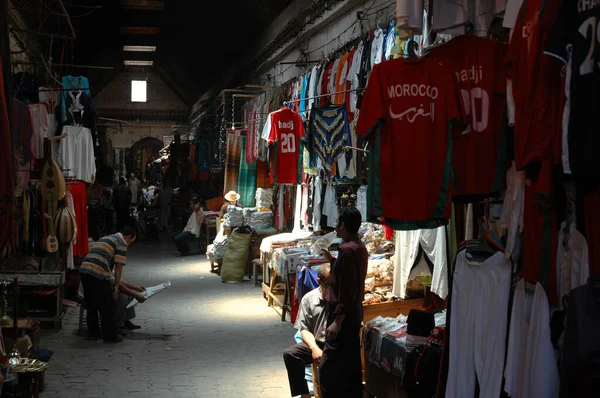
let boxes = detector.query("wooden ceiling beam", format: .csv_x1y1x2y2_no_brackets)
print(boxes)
120,26,160,35
121,0,165,11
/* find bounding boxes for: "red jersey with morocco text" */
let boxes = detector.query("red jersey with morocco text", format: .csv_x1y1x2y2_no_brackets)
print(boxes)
267,108,305,185
429,35,508,196
356,57,462,230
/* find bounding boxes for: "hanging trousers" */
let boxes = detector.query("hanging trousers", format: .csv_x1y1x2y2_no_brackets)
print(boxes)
319,315,363,398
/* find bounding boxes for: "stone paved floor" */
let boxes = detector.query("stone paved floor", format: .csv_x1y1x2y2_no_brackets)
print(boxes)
40,238,294,398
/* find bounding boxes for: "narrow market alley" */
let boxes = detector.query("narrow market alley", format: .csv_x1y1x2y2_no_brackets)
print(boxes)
40,239,292,398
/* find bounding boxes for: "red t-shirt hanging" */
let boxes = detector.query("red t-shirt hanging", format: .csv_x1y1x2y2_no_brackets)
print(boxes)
429,35,508,196
506,0,564,170
266,108,305,185
584,187,600,277
356,57,462,229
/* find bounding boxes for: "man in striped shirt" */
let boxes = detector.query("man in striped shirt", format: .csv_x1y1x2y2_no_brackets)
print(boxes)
80,226,136,342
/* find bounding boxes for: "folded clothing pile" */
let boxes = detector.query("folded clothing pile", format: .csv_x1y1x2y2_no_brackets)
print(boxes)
243,207,257,226
250,211,273,230
207,235,228,260
224,205,244,228
255,188,273,209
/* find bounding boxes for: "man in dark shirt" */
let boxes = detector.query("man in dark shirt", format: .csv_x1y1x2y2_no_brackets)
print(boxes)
320,207,368,398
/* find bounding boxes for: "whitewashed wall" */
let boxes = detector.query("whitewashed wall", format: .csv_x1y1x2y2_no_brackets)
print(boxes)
105,123,175,149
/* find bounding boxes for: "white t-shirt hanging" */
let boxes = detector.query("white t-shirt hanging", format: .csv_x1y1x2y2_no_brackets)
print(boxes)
261,111,275,141
27,104,49,159
59,125,97,183
432,0,496,35
346,41,364,114
370,28,385,68
504,279,560,398
308,65,320,111
396,0,424,37
328,56,341,102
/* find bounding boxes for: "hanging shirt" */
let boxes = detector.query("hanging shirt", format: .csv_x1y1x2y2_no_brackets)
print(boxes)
346,41,364,114
356,57,462,229
333,52,351,105
432,0,497,35
59,125,97,183
396,0,424,37
328,56,341,103
27,103,49,160
308,65,320,112
504,279,560,398
557,222,590,307
61,75,90,122
265,108,305,185
428,34,508,196
306,105,351,173
546,0,600,177
370,28,385,68
505,0,564,170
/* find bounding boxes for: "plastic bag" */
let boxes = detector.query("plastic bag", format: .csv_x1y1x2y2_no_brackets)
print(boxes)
310,232,337,256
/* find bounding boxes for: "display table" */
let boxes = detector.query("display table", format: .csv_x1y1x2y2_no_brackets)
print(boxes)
259,232,313,321
362,310,446,398
0,272,65,329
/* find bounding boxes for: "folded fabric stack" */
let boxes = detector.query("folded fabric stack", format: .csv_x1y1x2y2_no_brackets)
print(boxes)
250,211,273,230
207,235,229,260
255,188,273,210
243,207,257,226
224,205,244,228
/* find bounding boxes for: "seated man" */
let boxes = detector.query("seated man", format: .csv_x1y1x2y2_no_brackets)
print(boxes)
172,197,205,256
283,264,331,398
114,280,146,336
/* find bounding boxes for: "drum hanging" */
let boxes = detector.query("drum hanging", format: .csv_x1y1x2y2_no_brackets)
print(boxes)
53,207,77,243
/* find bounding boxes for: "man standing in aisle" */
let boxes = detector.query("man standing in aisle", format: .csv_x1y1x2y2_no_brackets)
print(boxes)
283,264,331,398
129,172,142,205
321,207,368,398
113,177,131,231
172,197,205,256
80,226,136,343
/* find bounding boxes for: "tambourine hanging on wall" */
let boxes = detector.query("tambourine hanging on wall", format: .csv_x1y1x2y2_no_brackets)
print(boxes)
53,207,78,244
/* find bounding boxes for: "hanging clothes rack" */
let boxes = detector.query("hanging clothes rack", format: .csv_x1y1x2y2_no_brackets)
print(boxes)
282,87,364,105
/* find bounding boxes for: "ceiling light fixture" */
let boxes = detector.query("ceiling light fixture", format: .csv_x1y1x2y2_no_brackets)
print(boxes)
123,45,156,52
124,60,154,66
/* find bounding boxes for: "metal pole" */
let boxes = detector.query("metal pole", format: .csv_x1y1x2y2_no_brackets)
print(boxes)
12,61,113,70
9,28,74,41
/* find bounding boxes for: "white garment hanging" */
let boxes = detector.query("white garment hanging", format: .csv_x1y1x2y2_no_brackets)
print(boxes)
323,183,338,228
556,223,590,304
59,125,96,183
502,0,525,28
392,226,449,299
293,185,303,233
308,65,320,112
500,162,525,260
356,185,368,222
328,57,341,103
278,187,285,231
432,0,496,36
504,279,560,398
465,203,474,241
446,251,511,398
313,176,323,231
346,41,363,114
396,0,424,37
370,28,385,68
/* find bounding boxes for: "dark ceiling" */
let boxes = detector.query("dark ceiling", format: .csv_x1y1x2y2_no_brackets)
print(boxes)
13,0,296,107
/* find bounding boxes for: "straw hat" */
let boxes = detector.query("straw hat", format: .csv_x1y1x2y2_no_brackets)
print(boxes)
224,191,240,202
